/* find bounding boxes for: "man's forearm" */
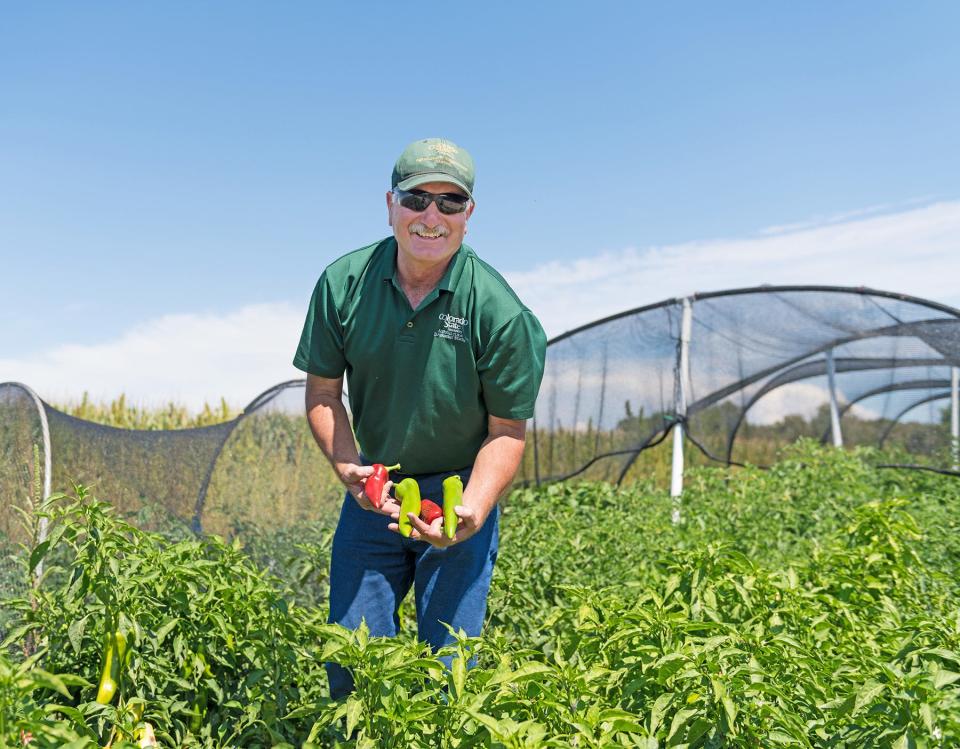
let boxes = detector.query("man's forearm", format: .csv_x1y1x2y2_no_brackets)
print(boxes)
306,392,360,471
462,429,526,524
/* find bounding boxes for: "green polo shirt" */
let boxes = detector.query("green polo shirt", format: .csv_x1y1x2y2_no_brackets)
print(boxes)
293,237,547,474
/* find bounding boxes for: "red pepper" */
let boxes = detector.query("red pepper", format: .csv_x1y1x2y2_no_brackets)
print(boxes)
363,462,400,508
419,499,443,524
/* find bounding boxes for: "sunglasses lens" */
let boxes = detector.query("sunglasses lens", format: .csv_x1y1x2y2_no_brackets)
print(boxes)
397,190,468,214
436,196,468,214
399,192,431,212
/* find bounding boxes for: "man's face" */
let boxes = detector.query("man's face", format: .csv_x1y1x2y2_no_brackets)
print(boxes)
387,181,474,267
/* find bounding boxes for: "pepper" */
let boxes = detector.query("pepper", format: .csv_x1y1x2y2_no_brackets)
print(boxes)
189,691,207,733
442,475,463,540
95,629,128,704
363,462,400,508
395,478,421,537
182,650,210,733
419,499,443,524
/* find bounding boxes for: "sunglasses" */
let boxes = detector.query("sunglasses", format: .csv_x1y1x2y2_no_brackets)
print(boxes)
393,188,471,215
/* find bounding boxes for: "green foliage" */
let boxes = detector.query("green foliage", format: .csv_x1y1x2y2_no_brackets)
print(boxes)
3,487,329,746
1,443,959,747
56,393,238,431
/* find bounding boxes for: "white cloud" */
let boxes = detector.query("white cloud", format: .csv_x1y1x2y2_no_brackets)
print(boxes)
0,303,304,410
747,382,879,426
2,200,958,411
507,200,960,339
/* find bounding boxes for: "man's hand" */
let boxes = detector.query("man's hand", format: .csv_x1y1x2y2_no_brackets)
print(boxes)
337,462,400,515
385,414,526,546
387,503,487,548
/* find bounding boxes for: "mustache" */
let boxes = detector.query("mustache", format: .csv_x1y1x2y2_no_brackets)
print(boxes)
409,222,449,237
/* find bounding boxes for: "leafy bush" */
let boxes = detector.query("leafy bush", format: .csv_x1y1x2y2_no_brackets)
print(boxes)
1,443,959,747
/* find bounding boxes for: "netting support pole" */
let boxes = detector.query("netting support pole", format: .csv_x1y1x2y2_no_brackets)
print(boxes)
825,349,843,448
670,297,693,521
951,366,959,470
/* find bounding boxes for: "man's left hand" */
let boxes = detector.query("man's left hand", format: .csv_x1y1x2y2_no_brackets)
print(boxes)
387,504,486,548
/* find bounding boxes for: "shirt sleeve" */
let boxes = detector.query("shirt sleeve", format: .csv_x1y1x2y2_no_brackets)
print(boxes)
292,272,347,377
477,309,548,420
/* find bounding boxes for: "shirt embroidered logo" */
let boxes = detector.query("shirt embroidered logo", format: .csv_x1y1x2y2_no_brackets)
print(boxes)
435,313,468,343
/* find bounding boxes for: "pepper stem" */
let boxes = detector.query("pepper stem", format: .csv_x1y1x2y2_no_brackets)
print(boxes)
385,463,401,472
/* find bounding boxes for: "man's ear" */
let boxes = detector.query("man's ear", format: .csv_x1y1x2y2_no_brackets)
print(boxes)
385,190,394,227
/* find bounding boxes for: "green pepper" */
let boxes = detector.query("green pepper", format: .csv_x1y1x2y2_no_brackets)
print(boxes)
395,478,421,537
182,650,210,733
189,689,207,733
95,629,128,704
442,475,463,540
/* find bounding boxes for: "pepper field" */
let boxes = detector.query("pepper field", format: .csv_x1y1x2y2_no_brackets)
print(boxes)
2,438,960,747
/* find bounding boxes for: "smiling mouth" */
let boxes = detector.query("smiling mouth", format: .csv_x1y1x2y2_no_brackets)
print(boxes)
410,223,448,240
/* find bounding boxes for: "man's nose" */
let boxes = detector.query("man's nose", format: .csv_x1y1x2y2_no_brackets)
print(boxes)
421,199,444,222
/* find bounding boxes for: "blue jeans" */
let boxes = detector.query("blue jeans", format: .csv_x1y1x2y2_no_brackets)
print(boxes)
326,466,499,699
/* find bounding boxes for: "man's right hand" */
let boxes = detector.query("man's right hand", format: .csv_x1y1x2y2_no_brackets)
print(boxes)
337,463,400,515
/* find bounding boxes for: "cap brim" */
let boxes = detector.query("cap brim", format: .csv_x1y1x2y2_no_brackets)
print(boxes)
396,173,472,199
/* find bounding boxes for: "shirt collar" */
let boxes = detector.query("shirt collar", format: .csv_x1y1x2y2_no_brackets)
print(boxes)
381,237,472,296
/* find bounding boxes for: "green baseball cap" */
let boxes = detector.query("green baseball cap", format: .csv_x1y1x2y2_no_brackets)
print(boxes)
391,138,475,198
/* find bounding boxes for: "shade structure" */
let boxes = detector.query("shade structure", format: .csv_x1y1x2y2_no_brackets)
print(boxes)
531,286,960,485
0,379,346,542
3,285,960,545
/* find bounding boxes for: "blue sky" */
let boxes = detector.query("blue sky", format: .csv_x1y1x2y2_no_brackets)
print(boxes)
1,2,959,406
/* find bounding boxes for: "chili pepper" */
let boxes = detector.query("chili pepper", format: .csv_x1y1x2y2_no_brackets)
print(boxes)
442,475,463,540
181,650,210,733
95,630,128,704
395,478,421,537
363,462,400,508
419,499,443,524
189,690,207,733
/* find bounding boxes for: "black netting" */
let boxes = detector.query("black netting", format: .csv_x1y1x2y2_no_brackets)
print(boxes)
0,384,45,545
531,287,960,482
201,383,341,538
0,384,47,633
45,408,233,534
0,380,345,543
530,302,680,483
3,285,958,562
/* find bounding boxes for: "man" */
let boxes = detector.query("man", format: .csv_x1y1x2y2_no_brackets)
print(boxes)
293,137,547,699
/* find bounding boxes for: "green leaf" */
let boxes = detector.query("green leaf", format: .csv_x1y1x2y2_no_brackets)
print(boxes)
649,691,673,735
465,708,505,738
34,675,84,704
926,648,960,666
487,661,553,687
933,670,960,689
686,717,713,744
722,694,738,729
1,622,38,649
655,652,688,682
667,707,697,743
854,680,885,712
891,731,910,749
345,695,363,737
155,617,179,644
451,655,467,700
68,615,87,655
767,729,800,744
599,708,645,734
29,539,51,570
